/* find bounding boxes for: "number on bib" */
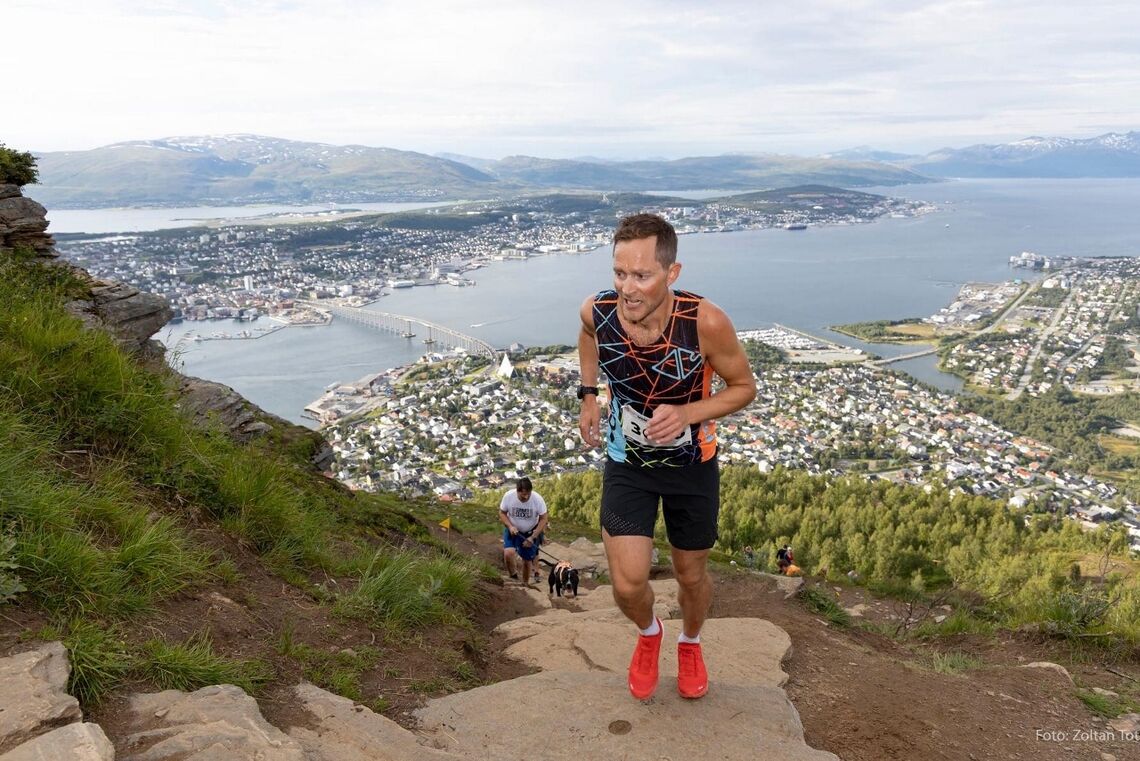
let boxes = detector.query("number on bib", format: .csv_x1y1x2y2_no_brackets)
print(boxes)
620,404,692,448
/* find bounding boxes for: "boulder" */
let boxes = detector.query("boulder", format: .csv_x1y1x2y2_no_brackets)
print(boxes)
85,281,173,352
414,670,839,761
760,571,805,599
1021,662,1074,684
287,682,460,760
0,187,54,253
0,643,82,754
1108,712,1140,734
120,684,304,760
176,376,277,442
0,723,113,761
541,539,608,576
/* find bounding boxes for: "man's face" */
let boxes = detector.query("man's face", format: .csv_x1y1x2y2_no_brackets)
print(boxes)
612,236,680,324
517,488,532,502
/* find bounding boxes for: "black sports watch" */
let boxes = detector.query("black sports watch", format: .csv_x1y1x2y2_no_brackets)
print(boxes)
576,385,599,400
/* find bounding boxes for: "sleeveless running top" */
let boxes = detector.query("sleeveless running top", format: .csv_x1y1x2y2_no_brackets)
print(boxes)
592,288,717,467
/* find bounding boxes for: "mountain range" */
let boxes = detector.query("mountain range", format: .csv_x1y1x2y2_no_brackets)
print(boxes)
29,135,926,208
906,132,1140,178
27,131,1140,208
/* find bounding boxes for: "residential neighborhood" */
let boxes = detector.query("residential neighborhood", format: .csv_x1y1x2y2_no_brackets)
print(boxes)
941,258,1140,397
321,329,1140,550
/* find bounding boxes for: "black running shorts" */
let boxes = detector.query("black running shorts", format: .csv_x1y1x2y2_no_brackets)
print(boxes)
600,456,719,551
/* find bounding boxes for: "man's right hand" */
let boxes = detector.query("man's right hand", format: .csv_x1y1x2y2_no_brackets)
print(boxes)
579,400,601,448
508,526,518,536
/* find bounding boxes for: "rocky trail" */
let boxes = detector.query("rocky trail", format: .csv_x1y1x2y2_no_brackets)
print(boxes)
2,535,1139,760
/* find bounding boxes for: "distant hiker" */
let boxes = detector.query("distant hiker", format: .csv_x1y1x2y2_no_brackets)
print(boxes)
776,545,794,574
743,546,755,569
499,477,548,586
577,213,757,701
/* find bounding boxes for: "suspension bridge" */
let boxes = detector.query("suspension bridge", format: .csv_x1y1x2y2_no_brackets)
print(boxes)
870,347,939,366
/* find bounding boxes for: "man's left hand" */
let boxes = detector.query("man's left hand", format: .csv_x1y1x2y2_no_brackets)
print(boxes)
646,404,688,444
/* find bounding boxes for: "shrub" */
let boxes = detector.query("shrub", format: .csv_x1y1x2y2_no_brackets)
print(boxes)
0,143,38,187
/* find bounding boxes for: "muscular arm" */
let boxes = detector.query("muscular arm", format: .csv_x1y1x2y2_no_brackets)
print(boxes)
577,295,602,447
645,299,756,443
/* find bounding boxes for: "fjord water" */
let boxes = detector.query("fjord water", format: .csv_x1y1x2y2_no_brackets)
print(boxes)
151,179,1140,424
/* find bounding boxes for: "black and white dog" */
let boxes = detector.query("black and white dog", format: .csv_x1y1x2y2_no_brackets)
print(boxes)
548,561,579,598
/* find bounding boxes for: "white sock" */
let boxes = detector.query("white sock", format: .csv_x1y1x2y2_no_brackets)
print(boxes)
678,632,700,644
639,617,661,637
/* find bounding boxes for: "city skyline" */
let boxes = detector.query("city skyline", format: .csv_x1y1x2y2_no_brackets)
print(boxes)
8,0,1140,159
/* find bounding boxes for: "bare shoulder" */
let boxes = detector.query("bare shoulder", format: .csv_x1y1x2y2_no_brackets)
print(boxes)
579,294,596,328
696,298,739,342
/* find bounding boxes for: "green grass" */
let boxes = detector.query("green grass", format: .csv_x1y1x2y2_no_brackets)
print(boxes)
798,586,852,628
334,549,487,629
275,626,380,702
912,610,997,638
56,620,132,706
1075,688,1139,718
926,651,984,675
0,247,346,617
139,634,271,693
0,413,208,615
50,619,269,706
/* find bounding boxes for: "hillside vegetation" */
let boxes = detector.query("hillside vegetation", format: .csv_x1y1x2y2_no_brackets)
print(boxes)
0,247,494,708
535,467,1140,646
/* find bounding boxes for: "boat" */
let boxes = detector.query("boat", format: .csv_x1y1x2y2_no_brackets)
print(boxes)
388,279,415,288
402,320,416,339
784,223,808,231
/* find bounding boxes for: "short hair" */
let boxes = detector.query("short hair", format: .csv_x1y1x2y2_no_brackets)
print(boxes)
516,477,533,492
612,213,678,268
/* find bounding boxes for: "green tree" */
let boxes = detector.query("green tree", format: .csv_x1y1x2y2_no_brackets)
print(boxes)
0,144,38,187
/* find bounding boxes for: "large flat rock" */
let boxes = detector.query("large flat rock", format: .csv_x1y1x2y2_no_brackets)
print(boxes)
0,723,113,761
287,682,460,761
541,539,608,576
414,670,838,761
0,643,82,754
501,616,791,688
121,684,304,760
573,578,682,618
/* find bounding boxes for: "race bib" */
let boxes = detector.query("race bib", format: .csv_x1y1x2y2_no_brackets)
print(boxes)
621,404,692,448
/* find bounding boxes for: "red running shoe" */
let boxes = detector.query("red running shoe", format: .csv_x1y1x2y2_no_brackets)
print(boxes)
627,618,663,700
677,641,708,699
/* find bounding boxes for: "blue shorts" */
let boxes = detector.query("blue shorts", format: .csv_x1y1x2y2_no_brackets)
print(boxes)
502,527,543,561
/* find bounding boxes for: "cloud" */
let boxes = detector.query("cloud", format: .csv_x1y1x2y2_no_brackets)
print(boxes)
7,0,1140,157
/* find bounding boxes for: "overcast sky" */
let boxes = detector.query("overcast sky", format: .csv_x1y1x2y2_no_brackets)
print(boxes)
7,0,1139,159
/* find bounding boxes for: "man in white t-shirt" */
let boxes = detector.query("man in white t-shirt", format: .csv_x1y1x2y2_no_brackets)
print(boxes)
499,477,549,585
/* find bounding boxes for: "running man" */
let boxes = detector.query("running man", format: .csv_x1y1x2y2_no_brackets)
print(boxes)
499,477,548,585
577,213,756,700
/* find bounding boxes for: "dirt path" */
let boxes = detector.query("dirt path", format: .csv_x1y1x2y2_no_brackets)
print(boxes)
713,573,1138,761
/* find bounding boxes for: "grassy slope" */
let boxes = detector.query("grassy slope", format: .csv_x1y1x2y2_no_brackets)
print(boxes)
0,247,496,709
